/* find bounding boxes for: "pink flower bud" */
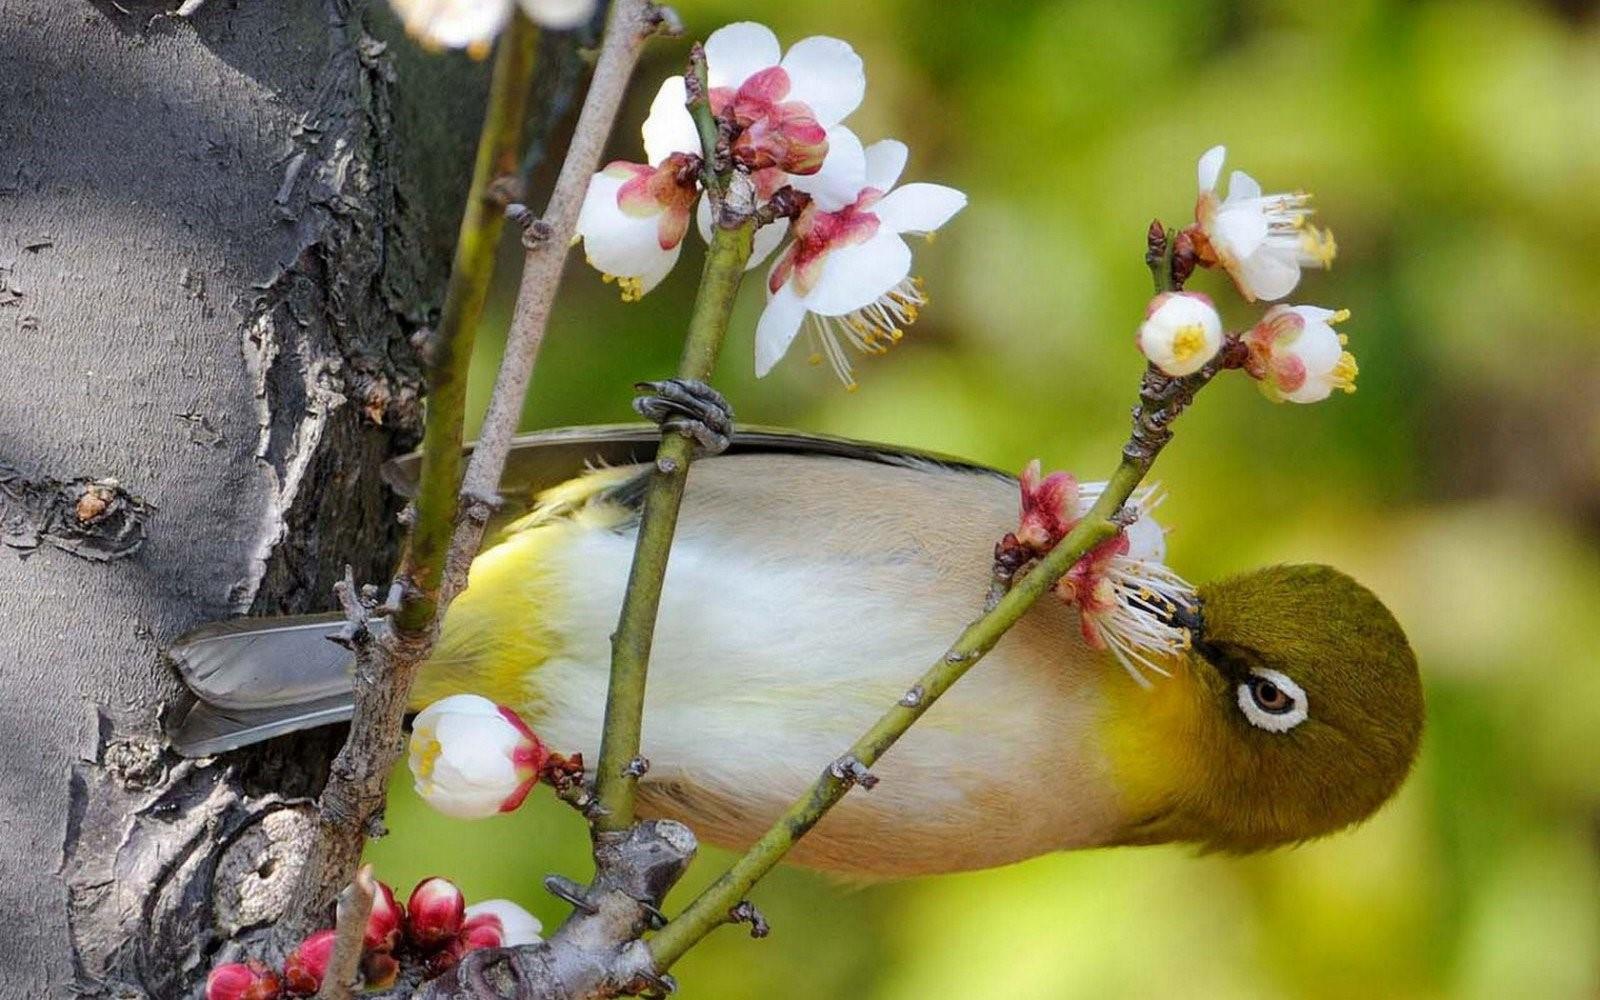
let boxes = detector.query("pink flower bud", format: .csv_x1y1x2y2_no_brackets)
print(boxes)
206,960,282,1000
407,877,466,950
364,879,404,953
281,929,336,996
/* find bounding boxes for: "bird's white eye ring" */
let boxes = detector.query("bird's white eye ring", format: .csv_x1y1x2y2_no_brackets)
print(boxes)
1237,668,1309,732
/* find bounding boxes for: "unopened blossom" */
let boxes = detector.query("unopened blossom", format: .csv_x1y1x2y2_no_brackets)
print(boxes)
756,139,966,387
577,22,868,299
365,879,404,953
407,877,467,950
206,961,282,1000
1192,145,1336,302
1244,304,1358,403
390,0,595,55
282,929,336,997
408,694,549,819
463,899,544,947
1137,291,1223,377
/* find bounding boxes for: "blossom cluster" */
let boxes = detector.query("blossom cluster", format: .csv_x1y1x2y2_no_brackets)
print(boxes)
575,22,967,390
1136,147,1357,404
206,877,541,999
1000,462,1196,685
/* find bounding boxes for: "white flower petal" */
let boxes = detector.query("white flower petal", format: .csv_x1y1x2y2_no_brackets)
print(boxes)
1197,145,1226,193
576,173,681,290
803,232,912,316
1123,514,1167,564
704,21,782,89
779,35,866,126
642,76,699,165
392,0,513,49
749,219,790,269
1233,246,1301,302
1225,169,1262,203
1287,317,1343,374
788,126,865,211
863,140,908,192
465,901,543,946
1210,204,1268,258
516,0,594,29
755,282,808,376
1283,378,1335,405
872,182,966,235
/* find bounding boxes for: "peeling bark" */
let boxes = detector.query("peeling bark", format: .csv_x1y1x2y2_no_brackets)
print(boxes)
0,0,482,994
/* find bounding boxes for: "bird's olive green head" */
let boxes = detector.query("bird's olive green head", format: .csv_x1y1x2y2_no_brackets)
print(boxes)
1114,564,1423,854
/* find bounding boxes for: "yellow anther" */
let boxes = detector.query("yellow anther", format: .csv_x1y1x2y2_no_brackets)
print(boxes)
1330,308,1351,324
1331,351,1359,393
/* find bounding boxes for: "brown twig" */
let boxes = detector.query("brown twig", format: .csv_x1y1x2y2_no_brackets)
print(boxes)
277,3,664,943
443,0,677,605
316,864,377,1000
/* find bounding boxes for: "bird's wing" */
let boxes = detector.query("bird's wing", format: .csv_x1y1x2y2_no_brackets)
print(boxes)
383,424,1005,510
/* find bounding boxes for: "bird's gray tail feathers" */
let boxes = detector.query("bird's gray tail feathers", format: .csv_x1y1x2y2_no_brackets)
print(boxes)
166,614,361,757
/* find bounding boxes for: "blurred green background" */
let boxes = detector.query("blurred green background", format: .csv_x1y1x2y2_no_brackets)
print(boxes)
369,1,1600,996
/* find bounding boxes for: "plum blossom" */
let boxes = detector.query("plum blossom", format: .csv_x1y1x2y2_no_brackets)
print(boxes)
755,139,966,388
389,0,596,55
408,695,549,819
1062,481,1196,686
1137,291,1223,377
1003,463,1196,687
576,22,867,299
282,930,336,996
407,877,467,949
1244,304,1358,403
1192,145,1336,303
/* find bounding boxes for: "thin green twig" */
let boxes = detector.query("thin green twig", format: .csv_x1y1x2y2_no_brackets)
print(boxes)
396,13,540,635
592,45,751,832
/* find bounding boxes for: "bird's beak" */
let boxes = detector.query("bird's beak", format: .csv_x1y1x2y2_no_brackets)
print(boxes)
1161,598,1205,639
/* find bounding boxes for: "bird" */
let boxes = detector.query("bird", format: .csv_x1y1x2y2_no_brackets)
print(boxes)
167,423,1423,878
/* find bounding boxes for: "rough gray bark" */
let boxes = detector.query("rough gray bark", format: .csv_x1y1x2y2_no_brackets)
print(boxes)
0,1,481,995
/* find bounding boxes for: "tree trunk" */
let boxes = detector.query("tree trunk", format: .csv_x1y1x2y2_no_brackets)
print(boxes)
0,1,481,994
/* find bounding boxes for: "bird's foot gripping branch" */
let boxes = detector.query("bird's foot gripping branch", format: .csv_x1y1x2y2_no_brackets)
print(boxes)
193,4,1378,998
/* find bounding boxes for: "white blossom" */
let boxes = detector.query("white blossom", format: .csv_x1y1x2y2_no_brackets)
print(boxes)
1137,291,1223,377
408,694,546,819
1244,304,1358,403
755,139,965,388
1194,145,1336,302
390,0,595,53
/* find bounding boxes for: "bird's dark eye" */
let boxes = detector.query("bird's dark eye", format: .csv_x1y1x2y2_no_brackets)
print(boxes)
1235,667,1310,732
1249,676,1294,714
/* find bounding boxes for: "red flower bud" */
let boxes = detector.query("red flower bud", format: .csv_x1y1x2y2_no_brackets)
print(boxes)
206,960,282,1000
406,877,466,950
282,929,336,996
458,912,504,951
365,879,404,953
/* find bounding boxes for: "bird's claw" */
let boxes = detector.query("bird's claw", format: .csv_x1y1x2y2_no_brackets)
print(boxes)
633,378,733,456
544,874,597,914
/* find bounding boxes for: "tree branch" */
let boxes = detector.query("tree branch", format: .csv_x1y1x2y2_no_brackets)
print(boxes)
446,0,676,605
316,864,377,1000
277,13,550,942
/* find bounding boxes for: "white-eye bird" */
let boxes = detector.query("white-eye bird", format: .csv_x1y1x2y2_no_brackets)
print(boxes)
168,425,1423,878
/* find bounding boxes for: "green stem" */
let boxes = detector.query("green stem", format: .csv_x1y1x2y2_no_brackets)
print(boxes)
646,459,1140,968
395,15,539,635
591,220,755,832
